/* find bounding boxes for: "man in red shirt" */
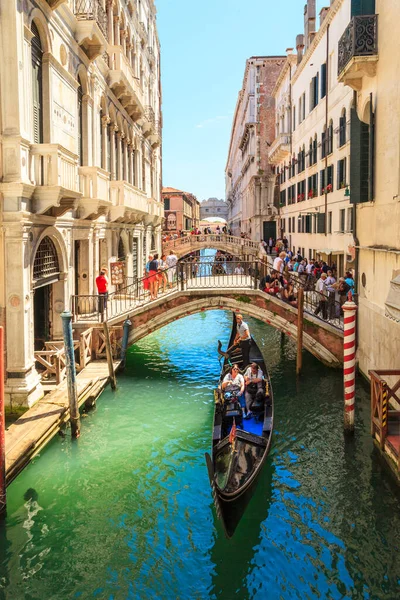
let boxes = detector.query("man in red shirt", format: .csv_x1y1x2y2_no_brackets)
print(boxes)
96,269,108,317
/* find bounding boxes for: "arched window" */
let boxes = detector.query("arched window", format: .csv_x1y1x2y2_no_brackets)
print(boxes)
151,233,155,250
31,22,43,144
33,236,60,282
313,134,317,164
118,237,125,261
321,126,327,159
328,120,333,155
77,78,83,166
308,138,313,167
339,109,346,147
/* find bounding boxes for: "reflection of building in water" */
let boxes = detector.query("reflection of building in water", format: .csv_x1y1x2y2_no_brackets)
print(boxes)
0,0,163,408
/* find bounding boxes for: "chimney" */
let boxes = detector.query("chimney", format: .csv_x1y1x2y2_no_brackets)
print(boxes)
286,47,294,56
304,0,316,50
319,7,330,26
296,34,305,65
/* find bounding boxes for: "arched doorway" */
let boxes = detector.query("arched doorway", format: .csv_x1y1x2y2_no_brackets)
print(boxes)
33,236,60,350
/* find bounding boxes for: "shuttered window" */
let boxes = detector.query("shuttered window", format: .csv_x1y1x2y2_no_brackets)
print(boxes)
31,23,43,144
77,80,83,166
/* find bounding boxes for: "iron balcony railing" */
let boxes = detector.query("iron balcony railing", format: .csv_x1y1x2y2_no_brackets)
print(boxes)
74,0,108,39
337,14,378,75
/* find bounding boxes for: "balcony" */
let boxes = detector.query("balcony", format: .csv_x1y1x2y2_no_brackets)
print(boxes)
149,120,161,148
109,180,148,222
78,166,111,219
30,144,81,216
238,117,257,152
73,0,108,61
337,15,378,91
108,47,145,120
268,133,291,165
46,0,67,8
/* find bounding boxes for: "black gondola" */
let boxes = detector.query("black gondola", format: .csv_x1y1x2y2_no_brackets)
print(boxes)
205,313,274,538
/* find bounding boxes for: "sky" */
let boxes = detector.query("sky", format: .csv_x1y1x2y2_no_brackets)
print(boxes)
156,0,327,201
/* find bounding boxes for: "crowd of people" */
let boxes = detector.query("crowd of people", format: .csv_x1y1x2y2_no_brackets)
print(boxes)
162,225,233,244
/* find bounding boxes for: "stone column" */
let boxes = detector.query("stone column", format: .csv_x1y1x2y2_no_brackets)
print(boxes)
101,115,109,171
116,131,122,181
110,124,116,180
130,146,135,186
107,0,114,45
123,136,129,182
114,16,120,46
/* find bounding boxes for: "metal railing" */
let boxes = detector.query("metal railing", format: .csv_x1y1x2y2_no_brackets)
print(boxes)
162,233,260,254
74,0,108,39
338,14,378,75
71,257,345,330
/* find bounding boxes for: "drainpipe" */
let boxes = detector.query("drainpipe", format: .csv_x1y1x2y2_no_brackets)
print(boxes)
324,24,330,236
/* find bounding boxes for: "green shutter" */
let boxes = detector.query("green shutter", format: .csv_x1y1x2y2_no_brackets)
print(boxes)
351,0,375,16
317,213,326,234
350,107,369,204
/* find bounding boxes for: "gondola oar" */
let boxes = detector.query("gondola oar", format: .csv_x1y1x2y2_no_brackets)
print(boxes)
217,340,238,359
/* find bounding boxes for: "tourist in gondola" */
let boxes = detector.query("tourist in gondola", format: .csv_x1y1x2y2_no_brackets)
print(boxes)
234,314,251,368
244,362,264,417
221,363,245,396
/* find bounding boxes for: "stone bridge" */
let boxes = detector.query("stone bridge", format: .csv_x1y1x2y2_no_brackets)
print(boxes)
73,283,344,368
162,233,262,260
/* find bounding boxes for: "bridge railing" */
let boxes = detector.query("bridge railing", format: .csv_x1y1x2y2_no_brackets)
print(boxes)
163,233,260,254
71,257,345,330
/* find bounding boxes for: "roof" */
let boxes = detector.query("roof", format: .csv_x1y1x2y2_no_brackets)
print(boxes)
162,187,184,194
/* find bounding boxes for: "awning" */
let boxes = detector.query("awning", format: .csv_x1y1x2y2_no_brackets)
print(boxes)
385,275,400,322
316,249,344,255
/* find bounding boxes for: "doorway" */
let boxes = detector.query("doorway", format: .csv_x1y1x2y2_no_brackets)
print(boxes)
33,285,51,350
263,221,277,242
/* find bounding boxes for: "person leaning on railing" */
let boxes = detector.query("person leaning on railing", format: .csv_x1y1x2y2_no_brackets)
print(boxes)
95,268,108,316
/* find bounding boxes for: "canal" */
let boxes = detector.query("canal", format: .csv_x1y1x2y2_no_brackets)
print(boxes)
1,311,400,599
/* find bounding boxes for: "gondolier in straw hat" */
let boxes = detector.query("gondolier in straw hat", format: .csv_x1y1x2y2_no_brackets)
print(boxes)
234,314,251,368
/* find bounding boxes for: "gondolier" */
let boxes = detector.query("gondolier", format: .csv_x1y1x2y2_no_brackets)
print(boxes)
234,314,251,368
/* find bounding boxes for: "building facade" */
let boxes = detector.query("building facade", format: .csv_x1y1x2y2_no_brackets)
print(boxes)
0,0,162,408
225,56,285,241
199,198,229,222
162,187,200,234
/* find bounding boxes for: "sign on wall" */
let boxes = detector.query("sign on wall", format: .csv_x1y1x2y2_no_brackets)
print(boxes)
110,261,125,286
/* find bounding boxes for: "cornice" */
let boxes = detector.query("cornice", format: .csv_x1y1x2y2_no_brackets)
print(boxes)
291,0,346,87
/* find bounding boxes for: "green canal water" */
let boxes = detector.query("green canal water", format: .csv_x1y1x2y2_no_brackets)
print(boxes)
1,311,400,599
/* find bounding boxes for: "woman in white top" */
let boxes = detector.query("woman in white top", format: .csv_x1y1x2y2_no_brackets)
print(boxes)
273,251,286,274
222,364,245,395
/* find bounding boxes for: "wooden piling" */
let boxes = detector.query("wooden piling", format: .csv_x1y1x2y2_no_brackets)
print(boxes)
103,322,117,390
0,327,6,514
296,287,304,375
61,311,80,439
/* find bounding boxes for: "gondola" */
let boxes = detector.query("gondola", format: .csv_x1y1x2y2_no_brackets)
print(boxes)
205,313,274,538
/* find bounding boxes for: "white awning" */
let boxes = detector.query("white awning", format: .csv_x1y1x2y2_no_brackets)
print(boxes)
316,249,344,255
385,275,400,322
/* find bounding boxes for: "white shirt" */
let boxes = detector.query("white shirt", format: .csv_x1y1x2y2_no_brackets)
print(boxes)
237,321,250,340
273,257,283,273
166,254,178,268
244,367,263,381
316,278,327,295
306,263,314,274
234,266,244,274
223,372,244,390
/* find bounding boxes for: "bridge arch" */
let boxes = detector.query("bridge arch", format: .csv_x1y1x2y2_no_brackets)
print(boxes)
126,290,343,367
163,234,262,260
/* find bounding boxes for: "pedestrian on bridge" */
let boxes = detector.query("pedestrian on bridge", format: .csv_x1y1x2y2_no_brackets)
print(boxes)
96,268,109,317
166,250,178,288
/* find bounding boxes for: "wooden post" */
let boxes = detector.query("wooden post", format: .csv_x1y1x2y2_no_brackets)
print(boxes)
296,287,304,375
342,296,357,432
103,322,117,390
61,311,80,439
0,327,6,515
120,318,132,370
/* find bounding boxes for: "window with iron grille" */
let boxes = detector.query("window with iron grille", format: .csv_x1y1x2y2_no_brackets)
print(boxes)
33,236,59,281
31,23,43,145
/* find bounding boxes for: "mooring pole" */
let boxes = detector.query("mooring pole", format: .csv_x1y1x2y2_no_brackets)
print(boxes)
120,318,132,370
61,311,80,439
103,321,117,390
0,327,6,515
342,295,357,432
296,287,304,375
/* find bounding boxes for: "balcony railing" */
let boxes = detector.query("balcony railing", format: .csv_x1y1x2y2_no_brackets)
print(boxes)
268,133,291,165
30,144,79,191
338,15,378,76
74,0,108,38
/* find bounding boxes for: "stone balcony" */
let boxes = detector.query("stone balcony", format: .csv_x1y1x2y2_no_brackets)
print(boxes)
77,166,111,219
108,47,145,120
46,0,67,8
268,133,291,165
73,0,108,61
337,15,378,91
109,180,148,222
238,116,257,152
30,144,81,216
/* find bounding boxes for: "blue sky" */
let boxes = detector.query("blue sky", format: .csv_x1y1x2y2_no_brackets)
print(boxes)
157,0,326,201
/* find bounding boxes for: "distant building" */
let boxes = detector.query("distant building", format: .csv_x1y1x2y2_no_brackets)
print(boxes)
200,198,229,221
225,56,286,241
162,188,200,233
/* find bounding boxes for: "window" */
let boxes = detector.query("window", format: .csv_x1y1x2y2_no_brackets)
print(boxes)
302,92,306,121
317,213,326,234
313,135,318,164
321,63,327,99
293,106,296,130
340,209,345,232
307,173,318,199
33,236,60,281
164,197,170,210
77,79,83,166
305,215,312,233
31,22,43,144
339,110,347,147
320,169,325,194
289,218,292,233
297,180,306,202
347,207,354,232
321,127,327,159
328,120,333,154
309,74,319,111
327,165,334,191
337,158,347,189
328,211,332,234
280,189,286,206
308,139,313,167
292,217,295,233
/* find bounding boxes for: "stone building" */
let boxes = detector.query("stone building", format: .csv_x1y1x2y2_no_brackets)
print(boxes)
270,0,354,274
199,198,228,222
162,187,200,234
225,56,285,241
0,0,162,408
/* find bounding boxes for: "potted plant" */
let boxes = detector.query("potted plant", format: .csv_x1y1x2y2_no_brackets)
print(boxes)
308,189,314,199
326,183,333,193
